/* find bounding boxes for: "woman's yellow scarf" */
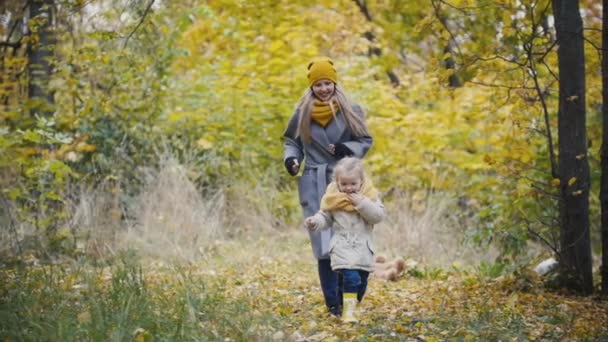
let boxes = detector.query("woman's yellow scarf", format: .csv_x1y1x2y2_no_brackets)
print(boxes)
320,178,379,212
311,99,340,127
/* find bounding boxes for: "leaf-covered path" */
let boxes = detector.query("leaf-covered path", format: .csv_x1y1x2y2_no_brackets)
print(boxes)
206,232,608,341
2,231,608,341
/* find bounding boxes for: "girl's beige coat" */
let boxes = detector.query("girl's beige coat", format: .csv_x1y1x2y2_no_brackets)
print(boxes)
310,197,384,272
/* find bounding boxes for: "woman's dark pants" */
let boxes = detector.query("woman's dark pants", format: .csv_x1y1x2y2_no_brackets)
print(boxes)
318,259,342,315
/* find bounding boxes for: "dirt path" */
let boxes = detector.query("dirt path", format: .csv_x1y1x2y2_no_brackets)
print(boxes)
204,232,608,341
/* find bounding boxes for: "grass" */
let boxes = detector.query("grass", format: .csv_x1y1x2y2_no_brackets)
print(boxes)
0,251,279,341
2,157,607,341
3,232,608,341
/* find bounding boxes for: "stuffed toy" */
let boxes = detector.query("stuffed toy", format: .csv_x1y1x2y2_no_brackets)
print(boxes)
374,255,406,281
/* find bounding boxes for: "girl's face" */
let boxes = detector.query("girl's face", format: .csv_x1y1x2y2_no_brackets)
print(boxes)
311,79,335,101
337,173,362,194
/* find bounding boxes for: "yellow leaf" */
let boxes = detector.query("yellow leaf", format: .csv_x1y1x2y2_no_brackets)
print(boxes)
133,328,150,342
75,142,96,152
77,310,91,324
197,138,213,150
566,95,579,102
268,40,285,53
568,177,577,186
551,178,560,186
464,334,476,342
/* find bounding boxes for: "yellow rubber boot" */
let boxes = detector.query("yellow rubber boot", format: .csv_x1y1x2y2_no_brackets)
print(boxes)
342,293,358,323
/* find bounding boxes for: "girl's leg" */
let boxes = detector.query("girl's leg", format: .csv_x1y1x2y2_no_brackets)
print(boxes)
357,271,370,302
340,269,362,323
318,259,340,315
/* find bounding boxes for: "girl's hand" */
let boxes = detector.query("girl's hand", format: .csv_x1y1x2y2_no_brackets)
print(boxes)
346,193,364,206
328,144,336,155
305,217,317,230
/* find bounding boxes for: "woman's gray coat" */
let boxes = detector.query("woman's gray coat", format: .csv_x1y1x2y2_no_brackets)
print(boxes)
283,105,373,260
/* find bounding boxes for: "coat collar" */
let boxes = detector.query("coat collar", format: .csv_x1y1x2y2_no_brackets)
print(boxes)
310,111,348,149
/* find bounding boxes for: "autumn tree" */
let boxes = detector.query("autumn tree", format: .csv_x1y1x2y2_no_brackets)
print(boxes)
601,0,608,296
27,0,55,118
553,0,593,294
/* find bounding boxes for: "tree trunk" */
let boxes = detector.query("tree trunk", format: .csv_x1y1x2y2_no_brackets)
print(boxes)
444,39,461,88
27,0,55,117
553,0,593,295
601,0,608,296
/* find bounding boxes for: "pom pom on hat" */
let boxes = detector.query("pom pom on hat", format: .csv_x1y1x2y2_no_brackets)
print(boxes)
307,57,338,86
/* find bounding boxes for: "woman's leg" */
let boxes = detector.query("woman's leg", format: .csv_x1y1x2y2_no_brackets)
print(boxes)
318,259,340,314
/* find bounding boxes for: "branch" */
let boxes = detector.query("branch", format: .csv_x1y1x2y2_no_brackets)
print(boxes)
122,0,155,49
468,80,536,91
521,216,561,257
430,0,463,60
584,37,605,67
540,60,559,82
525,44,557,178
1,1,29,54
530,183,559,199
352,0,372,21
534,38,559,63
527,225,561,256
583,27,601,33
352,0,399,86
438,0,471,13
0,41,21,49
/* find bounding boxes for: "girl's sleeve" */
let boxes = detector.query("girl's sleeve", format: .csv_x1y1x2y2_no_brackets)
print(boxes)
355,198,385,225
312,210,333,230
283,110,304,164
341,104,373,158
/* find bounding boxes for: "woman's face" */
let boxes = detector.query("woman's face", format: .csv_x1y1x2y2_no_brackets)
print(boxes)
311,79,335,101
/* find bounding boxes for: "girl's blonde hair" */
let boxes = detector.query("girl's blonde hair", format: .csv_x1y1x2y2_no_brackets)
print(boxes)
333,157,365,183
294,85,369,144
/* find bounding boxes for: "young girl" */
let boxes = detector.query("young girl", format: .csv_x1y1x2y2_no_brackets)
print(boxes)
305,157,384,323
283,57,373,317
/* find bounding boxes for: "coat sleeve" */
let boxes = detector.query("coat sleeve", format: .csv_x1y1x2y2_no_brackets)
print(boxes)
283,109,304,163
311,210,333,231
355,198,385,225
341,104,373,158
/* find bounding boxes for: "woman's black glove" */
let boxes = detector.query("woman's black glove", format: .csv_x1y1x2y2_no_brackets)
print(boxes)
334,143,354,159
284,157,300,176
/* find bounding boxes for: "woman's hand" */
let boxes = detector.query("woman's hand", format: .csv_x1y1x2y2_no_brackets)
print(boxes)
346,192,364,206
328,143,353,158
284,157,300,176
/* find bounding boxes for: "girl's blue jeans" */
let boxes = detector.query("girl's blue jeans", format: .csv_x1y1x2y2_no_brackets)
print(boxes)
338,269,369,301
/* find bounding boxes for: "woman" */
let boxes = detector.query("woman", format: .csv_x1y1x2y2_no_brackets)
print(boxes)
282,57,373,316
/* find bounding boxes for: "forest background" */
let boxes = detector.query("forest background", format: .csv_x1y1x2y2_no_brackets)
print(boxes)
1,0,608,340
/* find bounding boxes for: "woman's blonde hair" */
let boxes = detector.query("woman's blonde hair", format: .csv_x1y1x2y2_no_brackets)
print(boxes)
294,85,369,144
332,157,365,183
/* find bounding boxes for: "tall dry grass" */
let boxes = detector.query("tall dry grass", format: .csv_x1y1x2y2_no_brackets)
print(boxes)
374,190,497,266
3,150,498,268
67,152,290,263
119,153,226,262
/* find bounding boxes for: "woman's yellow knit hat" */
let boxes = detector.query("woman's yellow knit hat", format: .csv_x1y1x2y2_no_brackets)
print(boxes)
307,57,338,86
